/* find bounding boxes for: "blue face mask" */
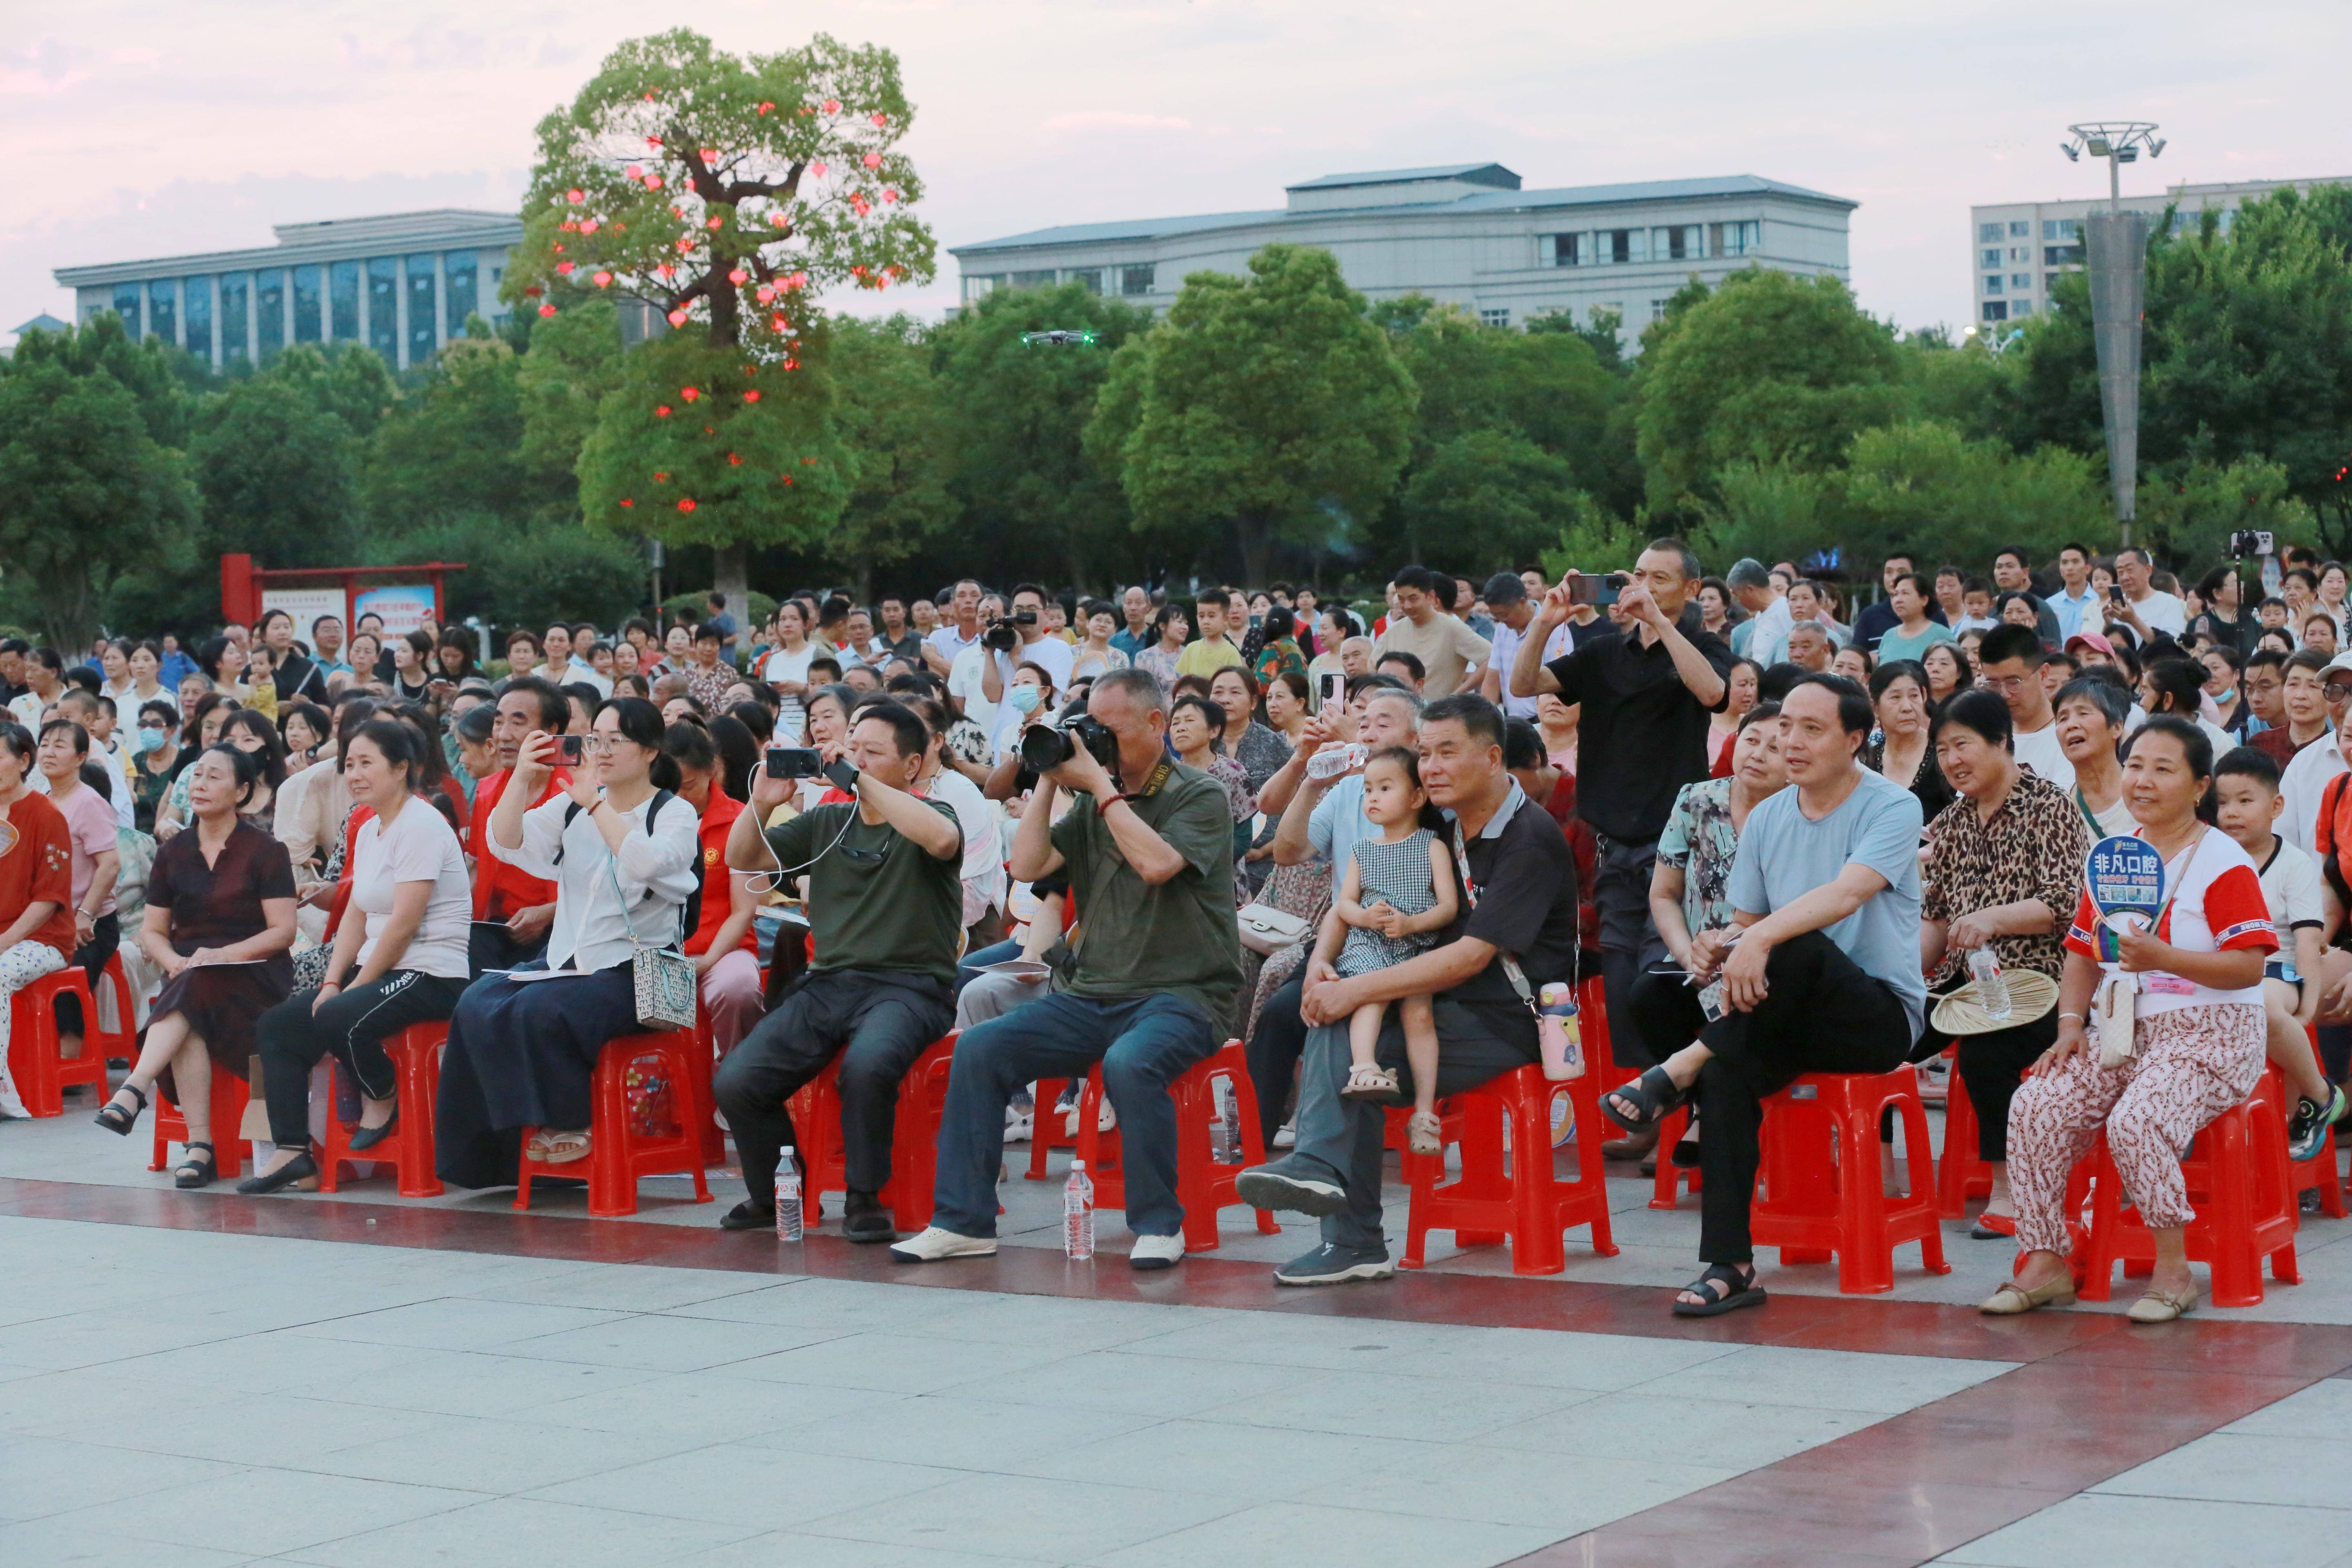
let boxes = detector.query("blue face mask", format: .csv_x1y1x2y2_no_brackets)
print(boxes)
137,726,167,753
1007,686,1042,715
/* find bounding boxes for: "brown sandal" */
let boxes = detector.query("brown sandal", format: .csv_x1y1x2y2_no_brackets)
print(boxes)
1341,1064,1402,1103
1406,1109,1442,1156
532,1129,591,1164
1979,1274,2077,1315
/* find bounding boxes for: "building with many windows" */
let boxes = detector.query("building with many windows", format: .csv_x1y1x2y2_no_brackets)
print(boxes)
52,209,523,371
1968,175,2352,324
951,162,1855,338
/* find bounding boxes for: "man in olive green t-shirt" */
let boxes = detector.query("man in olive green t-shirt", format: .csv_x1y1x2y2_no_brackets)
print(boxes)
715,702,963,1243
894,668,1241,1273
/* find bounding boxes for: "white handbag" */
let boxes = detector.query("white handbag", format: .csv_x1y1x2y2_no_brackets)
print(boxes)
1235,902,1313,956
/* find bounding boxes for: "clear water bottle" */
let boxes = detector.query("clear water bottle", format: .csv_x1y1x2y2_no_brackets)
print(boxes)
1967,947,2012,1021
1210,1077,1239,1164
1064,1158,1095,1260
773,1147,804,1241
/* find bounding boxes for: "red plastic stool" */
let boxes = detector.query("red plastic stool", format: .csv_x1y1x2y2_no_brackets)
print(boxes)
2265,1058,2347,1220
8,968,109,1118
2077,1093,2299,1307
149,1065,253,1178
1073,1040,1281,1252
515,1030,712,1216
91,951,138,1063
1025,1076,1083,1179
783,1033,957,1232
690,996,726,1168
317,1022,447,1198
1648,1101,1702,1210
1936,1051,1994,1219
1751,1070,1950,1294
1403,1063,1619,1274
1581,975,1638,1098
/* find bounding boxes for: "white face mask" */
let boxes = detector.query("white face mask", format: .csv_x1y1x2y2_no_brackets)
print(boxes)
1007,686,1042,715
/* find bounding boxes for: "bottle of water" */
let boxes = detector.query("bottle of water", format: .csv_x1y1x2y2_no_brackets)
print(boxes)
1211,1077,1240,1164
1967,947,2013,1021
1064,1159,1095,1260
773,1147,804,1241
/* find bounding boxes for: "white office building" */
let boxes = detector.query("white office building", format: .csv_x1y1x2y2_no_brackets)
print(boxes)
1969,175,2352,324
53,209,524,372
951,162,1855,337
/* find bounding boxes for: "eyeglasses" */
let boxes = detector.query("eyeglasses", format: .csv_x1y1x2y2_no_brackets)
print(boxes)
2325,682,2352,702
1980,674,2035,695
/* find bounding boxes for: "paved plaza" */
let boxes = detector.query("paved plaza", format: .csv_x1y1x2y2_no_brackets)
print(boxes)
5,1103,2352,1566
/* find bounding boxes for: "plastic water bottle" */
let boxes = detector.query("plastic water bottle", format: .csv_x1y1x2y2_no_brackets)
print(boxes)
1967,947,2013,1021
1537,981,1585,1081
1064,1159,1095,1260
1211,1077,1240,1164
773,1148,804,1241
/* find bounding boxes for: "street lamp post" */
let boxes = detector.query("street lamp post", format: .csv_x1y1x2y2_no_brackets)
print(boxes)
2060,122,2165,547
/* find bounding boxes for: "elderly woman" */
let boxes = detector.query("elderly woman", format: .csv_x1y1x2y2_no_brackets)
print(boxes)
1989,717,2274,1321
1918,690,2090,1237
0,724,78,1120
1168,693,1256,871
1922,641,1973,709
2053,675,2138,837
1867,661,1953,820
434,697,700,1185
92,746,297,1186
36,720,121,1064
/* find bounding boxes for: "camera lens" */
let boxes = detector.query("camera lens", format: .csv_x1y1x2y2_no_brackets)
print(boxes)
1018,722,1073,773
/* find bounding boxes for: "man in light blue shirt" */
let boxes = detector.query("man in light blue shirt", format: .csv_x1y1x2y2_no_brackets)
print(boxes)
1596,671,1923,1318
2050,542,2100,642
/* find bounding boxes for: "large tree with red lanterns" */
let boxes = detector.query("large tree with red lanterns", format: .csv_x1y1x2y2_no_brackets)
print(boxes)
502,28,935,612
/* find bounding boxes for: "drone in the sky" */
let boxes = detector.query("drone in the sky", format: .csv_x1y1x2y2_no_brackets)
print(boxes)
1019,330,1099,347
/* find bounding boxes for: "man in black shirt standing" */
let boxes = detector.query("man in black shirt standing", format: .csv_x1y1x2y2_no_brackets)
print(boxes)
1509,539,1731,1144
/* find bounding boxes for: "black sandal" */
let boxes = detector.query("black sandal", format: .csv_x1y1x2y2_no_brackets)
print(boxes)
1602,1066,1688,1134
94,1083,147,1136
1672,1263,1766,1318
173,1142,217,1190
236,1150,317,1196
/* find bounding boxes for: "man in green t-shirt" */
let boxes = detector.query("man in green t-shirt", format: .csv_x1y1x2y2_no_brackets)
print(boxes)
714,702,964,1243
893,668,1241,1273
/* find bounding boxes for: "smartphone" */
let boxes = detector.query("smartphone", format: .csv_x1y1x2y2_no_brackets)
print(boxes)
765,746,822,779
1567,572,1623,606
2106,585,2126,604
1319,672,1346,709
557,734,584,765
822,758,860,793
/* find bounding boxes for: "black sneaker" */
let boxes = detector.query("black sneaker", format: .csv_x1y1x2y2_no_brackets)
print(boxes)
2289,1087,2346,1163
841,1189,897,1244
1234,1159,1348,1217
719,1199,776,1231
1273,1241,1396,1287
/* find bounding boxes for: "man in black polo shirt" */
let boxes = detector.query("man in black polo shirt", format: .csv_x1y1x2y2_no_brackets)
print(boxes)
1509,537,1730,1140
1237,695,1580,1285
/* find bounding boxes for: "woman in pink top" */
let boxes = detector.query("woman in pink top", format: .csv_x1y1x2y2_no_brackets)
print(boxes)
35,718,119,1062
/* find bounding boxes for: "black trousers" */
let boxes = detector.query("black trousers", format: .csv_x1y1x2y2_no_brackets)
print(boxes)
1627,967,1711,1065
712,968,954,1208
1245,971,1310,1148
1695,931,1913,1265
1593,835,1668,1069
254,971,470,1148
53,912,120,1040
468,922,549,980
1953,1011,2060,1163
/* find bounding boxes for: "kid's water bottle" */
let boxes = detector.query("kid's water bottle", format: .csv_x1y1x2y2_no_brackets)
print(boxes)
773,1147,804,1241
1537,981,1585,1082
1065,1159,1096,1260
1967,947,2013,1022
1211,1077,1240,1164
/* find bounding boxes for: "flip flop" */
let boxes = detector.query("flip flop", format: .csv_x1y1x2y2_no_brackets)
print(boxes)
1672,1263,1766,1318
1602,1065,1688,1134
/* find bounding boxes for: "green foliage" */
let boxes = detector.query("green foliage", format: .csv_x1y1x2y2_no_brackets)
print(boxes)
826,315,956,592
378,514,647,633
1399,428,1584,570
2134,455,2311,568
365,337,548,527
1092,244,1417,582
0,354,198,649
5,312,191,447
1635,269,1906,517
934,281,1150,584
254,342,400,440
191,376,363,568
517,297,626,501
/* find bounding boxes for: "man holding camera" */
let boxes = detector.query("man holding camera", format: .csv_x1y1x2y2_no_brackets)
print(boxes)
715,702,965,1242
468,677,572,976
979,582,1075,756
894,668,1243,1271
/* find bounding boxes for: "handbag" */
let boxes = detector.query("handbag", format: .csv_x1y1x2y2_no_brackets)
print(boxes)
603,826,698,1032
1236,902,1312,955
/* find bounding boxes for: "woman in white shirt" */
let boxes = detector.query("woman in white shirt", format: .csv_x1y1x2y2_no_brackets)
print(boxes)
762,601,819,743
432,696,701,1187
241,720,473,1194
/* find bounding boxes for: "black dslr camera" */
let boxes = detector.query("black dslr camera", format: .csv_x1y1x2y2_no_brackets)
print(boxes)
980,609,1037,655
1020,713,1120,782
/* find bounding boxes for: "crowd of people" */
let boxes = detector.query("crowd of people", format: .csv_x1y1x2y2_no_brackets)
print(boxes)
2,535,2347,1322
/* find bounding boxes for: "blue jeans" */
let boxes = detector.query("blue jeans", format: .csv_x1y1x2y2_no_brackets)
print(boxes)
956,939,1021,997
931,990,1219,1238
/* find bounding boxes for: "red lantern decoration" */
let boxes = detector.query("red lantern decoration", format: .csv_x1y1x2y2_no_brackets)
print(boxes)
757,100,775,115
626,164,643,178
566,188,585,204
581,220,599,234
620,498,634,507
822,99,840,114
882,189,897,204
539,303,557,317
667,308,688,326
593,271,612,288
810,160,828,178
728,452,742,466
681,387,700,402
768,213,788,228
706,217,722,230
655,471,668,481
871,112,888,126
700,147,719,162
641,91,655,102
755,285,776,303
678,498,696,512
655,405,672,417
556,261,575,274
646,135,662,147
862,152,882,169
728,268,748,285
646,175,662,189
744,390,761,402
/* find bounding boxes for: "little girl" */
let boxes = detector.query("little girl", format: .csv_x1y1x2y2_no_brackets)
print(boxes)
1326,747,1460,1154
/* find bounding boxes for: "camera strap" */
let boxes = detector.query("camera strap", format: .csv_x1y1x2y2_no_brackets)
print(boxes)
1118,762,1173,803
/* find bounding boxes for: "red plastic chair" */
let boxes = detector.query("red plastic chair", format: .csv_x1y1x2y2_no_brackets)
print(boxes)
1750,1070,1950,1294
1581,974,1637,1097
2077,1091,2300,1307
514,1030,712,1216
1072,1040,1281,1252
1936,1050,1994,1219
688,994,726,1169
89,951,138,1064
1403,1062,1619,1275
317,1022,447,1198
7,969,109,1118
2277,1044,2347,1220
1026,1075,1082,1179
784,1033,958,1232
149,1064,252,1179
1648,1100,1702,1210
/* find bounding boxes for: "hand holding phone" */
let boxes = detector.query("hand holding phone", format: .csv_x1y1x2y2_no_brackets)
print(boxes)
558,734,585,766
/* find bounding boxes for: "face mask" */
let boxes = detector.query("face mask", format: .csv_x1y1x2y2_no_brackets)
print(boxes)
1007,686,1041,715
137,726,167,753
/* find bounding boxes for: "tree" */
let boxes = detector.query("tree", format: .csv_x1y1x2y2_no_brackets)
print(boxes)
502,27,937,611
256,342,400,441
1090,244,1416,584
5,312,191,448
0,355,198,649
934,281,1149,587
376,514,647,636
516,296,627,505
1396,429,1584,571
365,337,546,527
1635,268,1906,518
826,315,956,597
191,377,363,570
2135,455,2310,567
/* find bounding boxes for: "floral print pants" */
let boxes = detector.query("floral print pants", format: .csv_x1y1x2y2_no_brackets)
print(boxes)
0,940,68,1119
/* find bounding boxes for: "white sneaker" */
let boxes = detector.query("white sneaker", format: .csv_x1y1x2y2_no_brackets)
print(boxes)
1003,1105,1033,1143
1129,1233,1185,1271
1060,1098,1117,1138
889,1226,998,1263
1272,1121,1296,1149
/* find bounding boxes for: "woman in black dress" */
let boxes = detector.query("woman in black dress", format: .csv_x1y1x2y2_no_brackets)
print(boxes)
92,745,297,1187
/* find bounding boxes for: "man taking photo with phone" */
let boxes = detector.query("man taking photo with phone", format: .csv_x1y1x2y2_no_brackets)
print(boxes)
1510,539,1731,1156
468,677,572,976
715,702,965,1242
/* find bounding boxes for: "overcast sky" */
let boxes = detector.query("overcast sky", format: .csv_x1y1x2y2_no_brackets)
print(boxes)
5,1,2347,344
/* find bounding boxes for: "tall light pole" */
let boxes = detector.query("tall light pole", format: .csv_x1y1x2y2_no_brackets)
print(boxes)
2060,121,2165,547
